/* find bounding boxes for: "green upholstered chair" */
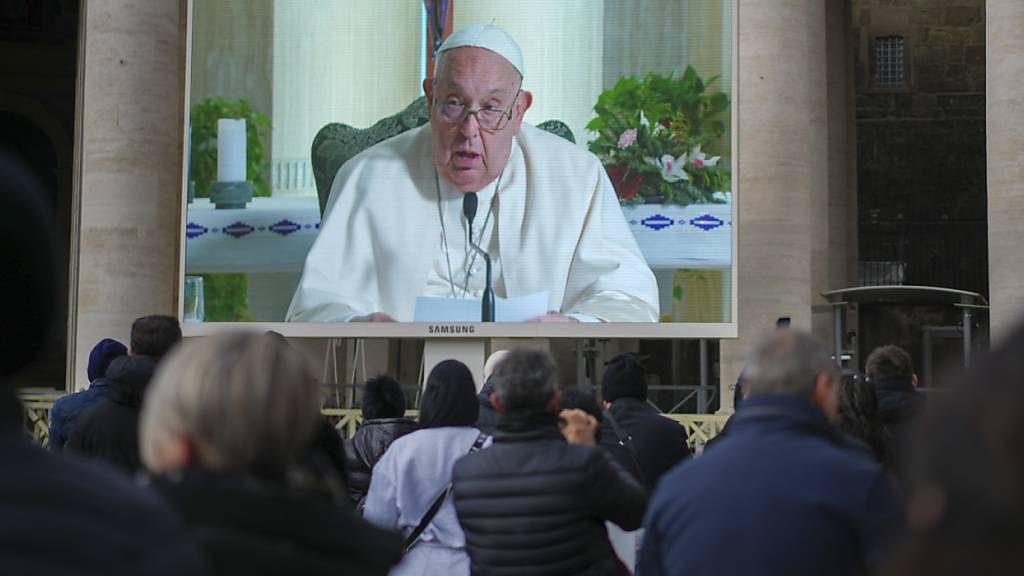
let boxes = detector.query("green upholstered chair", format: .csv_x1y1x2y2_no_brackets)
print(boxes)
310,96,576,215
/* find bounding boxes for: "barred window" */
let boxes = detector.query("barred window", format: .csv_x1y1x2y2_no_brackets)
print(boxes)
874,35,906,89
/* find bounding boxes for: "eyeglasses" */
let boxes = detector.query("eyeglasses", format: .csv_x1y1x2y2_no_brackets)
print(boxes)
435,90,521,132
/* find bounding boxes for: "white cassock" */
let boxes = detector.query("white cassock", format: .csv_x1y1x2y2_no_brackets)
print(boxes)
287,123,659,322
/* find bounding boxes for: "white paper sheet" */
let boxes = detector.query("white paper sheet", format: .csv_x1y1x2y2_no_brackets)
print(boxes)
414,291,549,323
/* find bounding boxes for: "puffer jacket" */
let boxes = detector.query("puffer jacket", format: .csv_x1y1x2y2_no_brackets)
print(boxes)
452,411,647,576
343,417,417,505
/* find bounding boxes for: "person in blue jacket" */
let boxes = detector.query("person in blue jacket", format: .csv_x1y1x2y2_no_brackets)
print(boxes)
48,338,127,451
640,329,905,576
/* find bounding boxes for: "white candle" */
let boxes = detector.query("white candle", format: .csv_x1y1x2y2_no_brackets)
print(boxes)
217,118,247,182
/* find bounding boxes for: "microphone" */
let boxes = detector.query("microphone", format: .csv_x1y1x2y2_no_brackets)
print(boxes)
463,191,478,226
462,192,495,322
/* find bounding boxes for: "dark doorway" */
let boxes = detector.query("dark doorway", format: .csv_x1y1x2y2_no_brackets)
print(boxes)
0,0,80,389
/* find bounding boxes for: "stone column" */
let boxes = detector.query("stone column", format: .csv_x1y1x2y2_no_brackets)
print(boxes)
827,0,858,362
987,0,1024,341
828,0,857,294
70,0,187,390
808,0,831,344
719,0,821,409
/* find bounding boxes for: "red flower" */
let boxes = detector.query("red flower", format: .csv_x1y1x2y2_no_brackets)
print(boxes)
659,118,671,129
606,165,643,201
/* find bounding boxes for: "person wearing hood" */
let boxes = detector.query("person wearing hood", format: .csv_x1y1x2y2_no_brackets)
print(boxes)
48,338,127,451
344,375,417,508
67,315,181,473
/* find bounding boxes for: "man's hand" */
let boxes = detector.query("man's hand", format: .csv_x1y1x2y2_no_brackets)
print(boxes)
529,311,580,323
559,409,598,446
351,312,396,322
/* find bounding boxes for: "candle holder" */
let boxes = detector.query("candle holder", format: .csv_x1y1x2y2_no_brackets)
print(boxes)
210,180,253,209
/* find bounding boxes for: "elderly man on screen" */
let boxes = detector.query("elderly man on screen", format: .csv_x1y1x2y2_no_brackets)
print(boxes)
287,24,658,323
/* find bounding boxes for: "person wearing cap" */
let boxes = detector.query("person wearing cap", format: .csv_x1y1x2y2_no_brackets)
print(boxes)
288,24,658,323
598,353,690,490
47,338,128,451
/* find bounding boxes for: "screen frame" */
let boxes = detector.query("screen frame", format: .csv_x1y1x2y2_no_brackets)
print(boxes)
177,0,739,339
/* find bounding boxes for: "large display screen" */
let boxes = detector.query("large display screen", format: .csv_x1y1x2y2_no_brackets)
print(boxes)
179,0,737,338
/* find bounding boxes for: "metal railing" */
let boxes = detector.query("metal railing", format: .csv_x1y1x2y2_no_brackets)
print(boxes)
21,393,729,451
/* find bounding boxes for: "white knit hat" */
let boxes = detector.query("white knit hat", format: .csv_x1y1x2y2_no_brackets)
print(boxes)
437,23,525,78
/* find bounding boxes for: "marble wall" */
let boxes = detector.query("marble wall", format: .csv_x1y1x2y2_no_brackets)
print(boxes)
71,0,187,390
987,0,1024,340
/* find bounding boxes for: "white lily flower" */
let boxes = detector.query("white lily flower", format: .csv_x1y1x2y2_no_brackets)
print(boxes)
639,110,650,128
688,145,720,169
645,153,689,183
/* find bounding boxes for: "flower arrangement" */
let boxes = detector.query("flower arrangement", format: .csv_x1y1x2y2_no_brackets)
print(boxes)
587,66,731,205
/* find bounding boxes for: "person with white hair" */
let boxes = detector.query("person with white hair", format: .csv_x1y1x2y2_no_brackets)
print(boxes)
139,332,402,575
287,24,658,323
474,349,510,434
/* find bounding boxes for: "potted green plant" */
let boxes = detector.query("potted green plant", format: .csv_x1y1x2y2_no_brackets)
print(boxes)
587,67,733,271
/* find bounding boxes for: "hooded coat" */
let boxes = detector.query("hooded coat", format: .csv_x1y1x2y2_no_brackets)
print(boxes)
67,354,159,473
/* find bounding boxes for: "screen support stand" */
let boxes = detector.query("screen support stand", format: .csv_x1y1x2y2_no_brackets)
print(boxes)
422,339,486,393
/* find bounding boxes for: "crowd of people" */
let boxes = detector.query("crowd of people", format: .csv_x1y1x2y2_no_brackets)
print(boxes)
5,138,1024,575
2,303,1022,575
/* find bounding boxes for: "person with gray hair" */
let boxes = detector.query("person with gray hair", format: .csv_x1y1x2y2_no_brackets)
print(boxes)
452,348,646,575
139,332,402,575
639,330,905,576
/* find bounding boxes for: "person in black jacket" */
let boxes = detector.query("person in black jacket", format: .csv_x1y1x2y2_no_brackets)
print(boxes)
139,332,402,576
883,319,1024,576
866,345,925,480
67,353,157,473
0,151,206,575
836,370,890,464
67,314,181,473
344,375,417,506
598,353,689,489
452,348,647,576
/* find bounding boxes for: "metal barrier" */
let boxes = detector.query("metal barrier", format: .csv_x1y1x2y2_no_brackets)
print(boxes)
20,391,64,449
21,393,728,450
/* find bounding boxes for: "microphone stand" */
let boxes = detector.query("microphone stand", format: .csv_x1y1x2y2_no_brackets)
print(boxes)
462,192,495,322
467,242,495,322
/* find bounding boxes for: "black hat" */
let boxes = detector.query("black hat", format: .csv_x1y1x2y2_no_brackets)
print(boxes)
601,353,648,402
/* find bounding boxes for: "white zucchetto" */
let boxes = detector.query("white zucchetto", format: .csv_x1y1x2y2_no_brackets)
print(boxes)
436,23,525,78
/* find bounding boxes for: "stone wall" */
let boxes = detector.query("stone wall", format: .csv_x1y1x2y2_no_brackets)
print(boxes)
853,0,987,296
852,0,986,376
